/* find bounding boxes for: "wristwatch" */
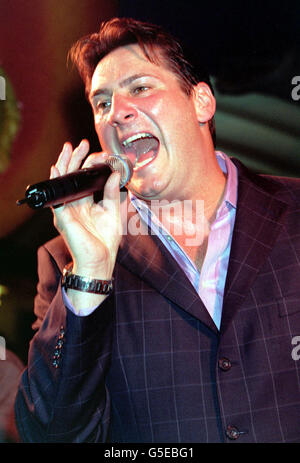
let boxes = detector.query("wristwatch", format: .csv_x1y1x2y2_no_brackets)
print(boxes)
62,264,114,295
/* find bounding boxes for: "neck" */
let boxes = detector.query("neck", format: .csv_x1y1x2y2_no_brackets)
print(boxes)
153,146,227,249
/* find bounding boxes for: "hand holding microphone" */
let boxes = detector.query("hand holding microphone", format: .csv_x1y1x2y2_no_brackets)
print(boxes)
26,139,131,311
17,145,133,209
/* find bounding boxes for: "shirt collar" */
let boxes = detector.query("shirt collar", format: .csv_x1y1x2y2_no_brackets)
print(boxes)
215,151,238,209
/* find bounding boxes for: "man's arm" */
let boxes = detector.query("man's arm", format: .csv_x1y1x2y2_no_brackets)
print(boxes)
15,244,114,443
15,138,123,442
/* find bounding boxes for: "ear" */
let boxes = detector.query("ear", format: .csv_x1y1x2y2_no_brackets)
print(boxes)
192,82,216,124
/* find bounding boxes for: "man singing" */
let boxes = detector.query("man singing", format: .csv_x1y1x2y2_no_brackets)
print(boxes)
15,17,300,443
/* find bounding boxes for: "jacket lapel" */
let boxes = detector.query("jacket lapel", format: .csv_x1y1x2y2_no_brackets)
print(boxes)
221,159,289,333
117,160,289,335
117,200,218,333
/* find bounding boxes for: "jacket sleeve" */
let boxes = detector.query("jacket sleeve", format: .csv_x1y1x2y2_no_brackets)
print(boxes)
14,243,114,443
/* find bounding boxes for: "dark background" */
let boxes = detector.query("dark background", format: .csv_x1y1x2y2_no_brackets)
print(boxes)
0,0,299,364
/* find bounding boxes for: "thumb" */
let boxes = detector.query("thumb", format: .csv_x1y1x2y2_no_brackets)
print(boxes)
102,171,121,213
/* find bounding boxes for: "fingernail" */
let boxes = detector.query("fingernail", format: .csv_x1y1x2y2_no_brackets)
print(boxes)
79,139,88,148
63,142,71,152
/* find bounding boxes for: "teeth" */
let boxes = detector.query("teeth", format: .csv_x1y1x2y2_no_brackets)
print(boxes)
122,132,152,147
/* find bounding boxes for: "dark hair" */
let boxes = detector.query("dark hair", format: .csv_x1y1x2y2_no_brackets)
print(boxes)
69,17,216,145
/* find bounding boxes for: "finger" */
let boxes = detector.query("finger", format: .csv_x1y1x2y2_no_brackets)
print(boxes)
55,142,73,175
50,165,60,179
81,152,108,169
104,171,121,199
102,171,121,215
68,139,90,172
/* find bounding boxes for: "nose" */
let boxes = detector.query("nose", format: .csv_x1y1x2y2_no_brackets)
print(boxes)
108,94,138,127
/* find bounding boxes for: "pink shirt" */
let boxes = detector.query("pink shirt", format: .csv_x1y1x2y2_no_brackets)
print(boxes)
130,152,238,329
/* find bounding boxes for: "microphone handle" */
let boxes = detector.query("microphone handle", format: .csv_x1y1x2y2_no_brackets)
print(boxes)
17,155,133,209
23,165,112,209
17,165,111,209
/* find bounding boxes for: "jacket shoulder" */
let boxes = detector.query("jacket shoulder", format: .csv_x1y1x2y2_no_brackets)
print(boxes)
260,174,300,203
232,158,300,206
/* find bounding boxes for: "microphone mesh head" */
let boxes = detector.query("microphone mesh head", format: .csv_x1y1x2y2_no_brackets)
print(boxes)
106,154,133,188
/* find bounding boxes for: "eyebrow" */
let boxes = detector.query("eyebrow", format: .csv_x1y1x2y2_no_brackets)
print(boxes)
89,73,153,101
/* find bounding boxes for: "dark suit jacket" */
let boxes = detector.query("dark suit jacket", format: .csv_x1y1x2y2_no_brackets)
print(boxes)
15,159,300,443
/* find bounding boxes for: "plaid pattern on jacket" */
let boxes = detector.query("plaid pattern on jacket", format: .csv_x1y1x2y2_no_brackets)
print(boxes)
15,159,300,443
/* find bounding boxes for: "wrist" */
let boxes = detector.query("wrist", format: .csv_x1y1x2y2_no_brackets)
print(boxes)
72,262,114,280
65,288,109,314
62,263,114,295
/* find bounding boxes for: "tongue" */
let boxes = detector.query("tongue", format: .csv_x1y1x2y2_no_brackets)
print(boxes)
123,137,159,167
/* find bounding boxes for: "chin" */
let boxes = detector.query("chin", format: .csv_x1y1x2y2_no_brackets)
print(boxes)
130,182,171,203
129,183,160,200
128,161,172,200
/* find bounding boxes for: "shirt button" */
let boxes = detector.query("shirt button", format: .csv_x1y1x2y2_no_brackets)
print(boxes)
225,425,240,440
218,357,232,371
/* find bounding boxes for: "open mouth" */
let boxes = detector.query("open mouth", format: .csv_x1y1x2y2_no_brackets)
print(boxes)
121,132,159,171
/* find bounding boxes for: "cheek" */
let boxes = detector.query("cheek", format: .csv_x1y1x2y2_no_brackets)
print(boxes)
141,96,184,147
149,93,196,132
139,94,164,120
93,118,103,142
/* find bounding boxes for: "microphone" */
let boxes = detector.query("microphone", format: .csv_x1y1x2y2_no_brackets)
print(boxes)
16,154,133,209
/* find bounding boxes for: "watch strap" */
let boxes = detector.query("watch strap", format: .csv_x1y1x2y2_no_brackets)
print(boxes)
62,264,114,295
